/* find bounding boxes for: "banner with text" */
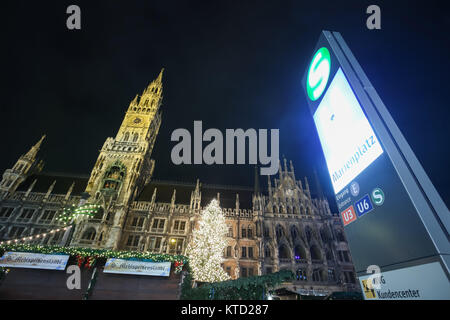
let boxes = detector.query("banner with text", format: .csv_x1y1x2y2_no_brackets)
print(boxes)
0,251,69,270
103,258,171,277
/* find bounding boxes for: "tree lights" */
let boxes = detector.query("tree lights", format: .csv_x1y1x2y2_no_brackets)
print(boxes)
186,199,230,283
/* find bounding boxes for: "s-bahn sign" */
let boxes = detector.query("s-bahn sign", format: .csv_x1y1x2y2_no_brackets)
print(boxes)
302,31,450,299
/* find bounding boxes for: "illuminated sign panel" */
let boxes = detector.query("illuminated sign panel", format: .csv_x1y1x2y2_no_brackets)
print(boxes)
302,31,449,300
306,47,331,101
313,68,383,194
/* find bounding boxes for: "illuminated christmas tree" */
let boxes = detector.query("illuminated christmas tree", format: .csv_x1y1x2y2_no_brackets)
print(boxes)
186,199,230,283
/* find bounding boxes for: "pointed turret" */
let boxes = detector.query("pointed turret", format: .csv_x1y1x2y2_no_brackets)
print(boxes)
290,160,295,179
151,187,157,204
24,135,45,160
171,188,176,205
0,135,46,195
65,182,75,200
156,68,164,83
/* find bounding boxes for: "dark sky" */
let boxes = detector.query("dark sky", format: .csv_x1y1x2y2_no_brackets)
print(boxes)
1,0,449,210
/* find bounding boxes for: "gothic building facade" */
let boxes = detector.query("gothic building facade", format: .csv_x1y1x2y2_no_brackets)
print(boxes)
0,70,358,295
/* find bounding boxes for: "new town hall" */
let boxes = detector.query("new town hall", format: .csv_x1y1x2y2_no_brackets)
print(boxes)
0,70,358,295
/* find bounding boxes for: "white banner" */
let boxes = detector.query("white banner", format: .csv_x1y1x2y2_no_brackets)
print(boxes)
0,251,69,270
103,258,171,277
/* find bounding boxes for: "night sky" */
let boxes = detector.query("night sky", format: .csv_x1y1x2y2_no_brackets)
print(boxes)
1,1,449,210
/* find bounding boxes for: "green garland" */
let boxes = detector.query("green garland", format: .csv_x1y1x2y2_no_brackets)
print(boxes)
0,243,188,273
181,269,295,300
57,204,103,224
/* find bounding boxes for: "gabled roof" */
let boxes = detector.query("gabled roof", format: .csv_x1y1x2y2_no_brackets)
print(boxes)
137,180,255,209
16,172,89,196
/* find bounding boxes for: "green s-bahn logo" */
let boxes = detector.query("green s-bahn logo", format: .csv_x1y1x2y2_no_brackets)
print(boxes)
306,47,331,101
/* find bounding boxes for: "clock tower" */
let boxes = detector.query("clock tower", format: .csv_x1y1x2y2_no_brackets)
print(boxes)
72,69,164,249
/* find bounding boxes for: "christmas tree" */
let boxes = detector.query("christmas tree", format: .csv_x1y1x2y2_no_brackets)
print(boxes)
186,199,230,283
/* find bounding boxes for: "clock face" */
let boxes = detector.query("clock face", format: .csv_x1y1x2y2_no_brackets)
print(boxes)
133,117,141,124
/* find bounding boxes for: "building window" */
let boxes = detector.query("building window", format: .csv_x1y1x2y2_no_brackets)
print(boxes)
241,227,246,238
152,219,165,232
40,210,56,223
133,133,139,142
328,269,336,282
247,227,253,238
266,267,273,274
50,231,63,245
81,228,96,241
338,250,350,263
264,246,271,258
0,207,14,219
336,230,346,242
276,225,285,242
248,247,254,258
263,225,270,238
126,234,140,248
17,208,35,222
241,267,248,278
9,226,25,238
296,268,307,281
173,220,186,234
312,269,323,282
130,216,144,228
149,236,162,252
226,246,232,257
241,247,247,258
248,268,254,277
168,238,184,254
227,226,233,237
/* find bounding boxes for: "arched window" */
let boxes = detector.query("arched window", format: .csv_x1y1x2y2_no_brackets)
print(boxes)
263,225,270,238
296,268,307,281
320,226,332,243
278,244,290,260
247,226,253,238
312,268,324,282
264,245,271,258
276,225,285,242
310,244,322,261
133,133,139,142
305,226,313,243
336,229,346,242
82,228,96,241
290,225,299,241
123,132,130,141
227,226,233,237
294,245,306,260
326,249,333,261
241,226,247,238
226,246,232,257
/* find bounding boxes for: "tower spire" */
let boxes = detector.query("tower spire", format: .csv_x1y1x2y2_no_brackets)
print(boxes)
156,68,164,82
25,135,46,160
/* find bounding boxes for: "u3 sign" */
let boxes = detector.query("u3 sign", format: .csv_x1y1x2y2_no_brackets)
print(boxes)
341,205,357,226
